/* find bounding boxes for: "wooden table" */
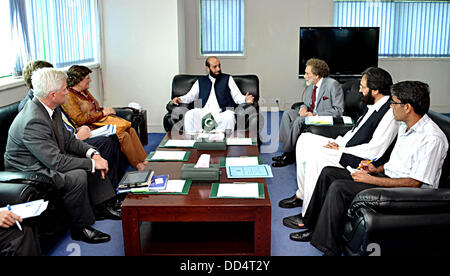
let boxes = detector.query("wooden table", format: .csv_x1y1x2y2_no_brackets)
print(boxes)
121,133,271,256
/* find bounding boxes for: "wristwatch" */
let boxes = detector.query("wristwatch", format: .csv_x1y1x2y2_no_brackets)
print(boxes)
90,150,100,158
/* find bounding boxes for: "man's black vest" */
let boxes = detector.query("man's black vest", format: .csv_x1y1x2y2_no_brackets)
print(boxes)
339,97,392,168
198,74,236,112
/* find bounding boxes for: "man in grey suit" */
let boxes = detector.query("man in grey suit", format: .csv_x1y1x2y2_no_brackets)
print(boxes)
272,58,344,167
4,68,119,244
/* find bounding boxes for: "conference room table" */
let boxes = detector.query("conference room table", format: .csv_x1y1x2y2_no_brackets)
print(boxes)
121,131,271,256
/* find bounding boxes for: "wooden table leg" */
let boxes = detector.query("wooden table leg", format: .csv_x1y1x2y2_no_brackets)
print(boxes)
122,208,141,256
254,207,271,256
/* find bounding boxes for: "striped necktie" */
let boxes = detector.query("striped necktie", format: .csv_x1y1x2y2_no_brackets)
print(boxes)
310,85,318,112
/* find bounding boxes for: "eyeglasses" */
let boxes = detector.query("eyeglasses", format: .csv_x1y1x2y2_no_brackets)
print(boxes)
359,84,368,90
389,99,405,105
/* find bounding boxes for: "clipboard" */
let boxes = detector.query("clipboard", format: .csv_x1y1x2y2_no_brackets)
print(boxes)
158,139,197,148
219,156,263,168
226,165,274,178
209,182,265,199
145,151,191,162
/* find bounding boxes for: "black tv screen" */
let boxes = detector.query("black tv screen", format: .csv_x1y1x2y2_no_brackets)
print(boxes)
299,27,379,78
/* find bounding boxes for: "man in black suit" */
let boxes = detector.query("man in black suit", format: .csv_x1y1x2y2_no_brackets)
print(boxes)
5,68,120,244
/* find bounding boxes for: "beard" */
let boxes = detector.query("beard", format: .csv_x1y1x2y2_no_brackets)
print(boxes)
361,91,375,105
209,70,222,79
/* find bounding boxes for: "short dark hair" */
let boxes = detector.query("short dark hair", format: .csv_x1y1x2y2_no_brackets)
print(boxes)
66,65,92,87
23,60,54,89
362,67,393,96
306,58,330,78
391,81,430,116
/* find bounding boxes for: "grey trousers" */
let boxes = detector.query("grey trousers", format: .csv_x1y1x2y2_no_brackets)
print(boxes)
62,169,116,228
279,109,306,153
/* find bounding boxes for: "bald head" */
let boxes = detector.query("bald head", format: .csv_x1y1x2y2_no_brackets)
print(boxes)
205,56,222,78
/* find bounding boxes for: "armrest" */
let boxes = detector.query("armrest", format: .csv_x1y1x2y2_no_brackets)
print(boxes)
113,107,134,122
0,171,54,191
349,187,450,217
0,183,38,206
304,125,352,139
291,102,304,110
166,101,192,113
235,103,259,116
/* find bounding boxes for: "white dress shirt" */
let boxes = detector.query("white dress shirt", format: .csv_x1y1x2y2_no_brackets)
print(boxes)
384,114,448,188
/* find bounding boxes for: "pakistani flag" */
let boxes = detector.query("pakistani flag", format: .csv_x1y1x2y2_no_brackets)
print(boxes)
202,113,218,132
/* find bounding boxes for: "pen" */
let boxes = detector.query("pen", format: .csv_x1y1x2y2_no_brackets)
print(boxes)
7,205,22,231
357,158,378,170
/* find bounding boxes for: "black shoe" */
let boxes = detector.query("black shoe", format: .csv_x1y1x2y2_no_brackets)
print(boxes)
279,194,303,208
283,213,307,229
272,153,287,162
272,152,295,168
94,204,122,221
71,226,111,244
290,229,313,242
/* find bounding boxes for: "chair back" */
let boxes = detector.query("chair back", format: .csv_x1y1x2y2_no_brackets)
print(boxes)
0,102,20,171
171,74,260,100
428,110,450,188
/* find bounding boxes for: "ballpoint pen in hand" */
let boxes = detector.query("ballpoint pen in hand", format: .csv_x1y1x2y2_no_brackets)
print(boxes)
6,205,22,231
357,158,378,170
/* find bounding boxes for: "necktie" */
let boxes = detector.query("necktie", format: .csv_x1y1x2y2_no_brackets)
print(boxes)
310,85,318,112
52,112,63,152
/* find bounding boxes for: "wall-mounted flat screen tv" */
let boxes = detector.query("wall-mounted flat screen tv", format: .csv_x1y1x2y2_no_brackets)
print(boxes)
299,27,379,78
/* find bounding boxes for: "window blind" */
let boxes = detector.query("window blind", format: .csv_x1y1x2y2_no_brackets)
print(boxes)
200,0,245,55
334,1,450,57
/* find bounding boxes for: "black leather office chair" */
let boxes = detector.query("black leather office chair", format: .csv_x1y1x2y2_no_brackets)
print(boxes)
163,74,262,143
342,110,450,256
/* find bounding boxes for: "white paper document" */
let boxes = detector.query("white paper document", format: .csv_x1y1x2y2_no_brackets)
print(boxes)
164,180,187,193
90,124,116,138
342,116,353,125
164,139,196,148
346,166,361,174
225,157,259,167
151,151,187,160
217,183,260,198
0,200,48,219
226,138,253,146
305,116,333,125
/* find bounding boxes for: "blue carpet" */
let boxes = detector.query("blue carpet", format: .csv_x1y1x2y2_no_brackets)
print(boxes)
47,115,322,256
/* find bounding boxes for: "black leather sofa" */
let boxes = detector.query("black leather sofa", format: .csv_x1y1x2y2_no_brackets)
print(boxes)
163,74,262,142
342,110,450,256
0,101,135,253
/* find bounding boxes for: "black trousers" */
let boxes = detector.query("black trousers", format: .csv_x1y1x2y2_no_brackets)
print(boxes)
303,166,378,256
0,225,41,256
84,135,128,190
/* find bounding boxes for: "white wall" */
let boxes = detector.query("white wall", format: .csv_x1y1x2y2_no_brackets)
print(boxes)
183,0,450,113
100,0,183,132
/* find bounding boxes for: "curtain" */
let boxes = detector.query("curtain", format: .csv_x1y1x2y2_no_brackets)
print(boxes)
9,0,30,76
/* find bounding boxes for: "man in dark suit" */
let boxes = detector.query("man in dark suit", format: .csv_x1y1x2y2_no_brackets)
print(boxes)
272,58,344,167
4,68,119,244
